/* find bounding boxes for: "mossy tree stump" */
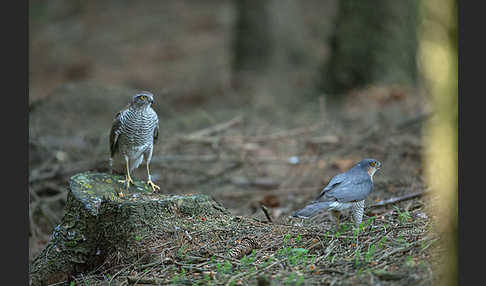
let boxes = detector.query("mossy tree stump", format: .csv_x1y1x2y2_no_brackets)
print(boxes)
29,172,229,286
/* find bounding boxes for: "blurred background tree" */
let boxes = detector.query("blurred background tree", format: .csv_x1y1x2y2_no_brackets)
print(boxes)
320,0,419,98
419,0,457,285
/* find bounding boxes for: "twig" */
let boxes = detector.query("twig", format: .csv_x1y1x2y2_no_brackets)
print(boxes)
231,177,280,189
135,261,164,271
367,191,427,208
183,115,243,139
29,159,107,183
226,256,288,286
173,261,207,272
196,162,243,186
252,123,322,142
260,205,273,223
376,236,435,262
395,112,433,131
318,268,346,275
314,239,337,265
126,276,167,285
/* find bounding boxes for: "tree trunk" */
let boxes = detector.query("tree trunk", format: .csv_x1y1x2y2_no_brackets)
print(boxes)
420,0,457,285
321,0,419,97
231,0,338,107
29,172,229,286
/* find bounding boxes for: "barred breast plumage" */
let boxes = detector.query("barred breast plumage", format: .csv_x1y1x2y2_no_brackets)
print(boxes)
117,107,158,156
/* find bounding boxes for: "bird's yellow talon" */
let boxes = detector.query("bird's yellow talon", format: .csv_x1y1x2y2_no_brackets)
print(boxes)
147,180,160,192
119,175,134,194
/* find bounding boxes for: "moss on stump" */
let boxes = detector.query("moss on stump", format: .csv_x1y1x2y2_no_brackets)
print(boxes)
29,172,229,286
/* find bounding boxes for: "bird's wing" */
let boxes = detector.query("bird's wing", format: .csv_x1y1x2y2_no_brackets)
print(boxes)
325,174,373,203
315,173,347,200
109,111,122,157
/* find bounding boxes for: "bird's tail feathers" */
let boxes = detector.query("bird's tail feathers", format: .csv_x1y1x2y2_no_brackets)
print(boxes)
292,201,332,218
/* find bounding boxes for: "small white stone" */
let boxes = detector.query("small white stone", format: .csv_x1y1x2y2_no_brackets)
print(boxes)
288,156,300,165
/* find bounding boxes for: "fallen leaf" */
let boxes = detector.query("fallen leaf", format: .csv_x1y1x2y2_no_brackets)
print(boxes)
259,194,280,208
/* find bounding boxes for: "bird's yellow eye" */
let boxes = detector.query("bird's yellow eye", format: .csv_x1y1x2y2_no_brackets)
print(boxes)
370,161,376,167
140,95,146,101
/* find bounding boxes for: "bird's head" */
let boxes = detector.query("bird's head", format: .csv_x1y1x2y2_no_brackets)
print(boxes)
130,91,154,109
356,158,382,178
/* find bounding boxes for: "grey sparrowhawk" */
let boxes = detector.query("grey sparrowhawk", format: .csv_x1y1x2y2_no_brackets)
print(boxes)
109,92,160,196
292,158,381,232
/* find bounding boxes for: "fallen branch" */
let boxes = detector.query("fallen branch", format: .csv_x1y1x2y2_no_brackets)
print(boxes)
183,115,243,139
367,191,427,208
230,176,280,190
376,236,436,262
252,123,322,142
395,112,433,131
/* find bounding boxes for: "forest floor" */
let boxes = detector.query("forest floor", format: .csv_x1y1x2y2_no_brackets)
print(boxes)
29,81,443,285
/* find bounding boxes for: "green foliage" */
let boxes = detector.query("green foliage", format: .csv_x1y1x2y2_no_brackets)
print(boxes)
203,272,211,283
377,236,387,249
283,233,291,244
354,248,361,266
406,255,416,267
394,206,411,224
295,234,302,243
364,244,376,263
397,234,409,247
363,216,375,230
334,230,341,238
296,274,305,286
288,248,309,266
177,245,188,260
285,273,296,285
340,223,350,232
329,254,336,264
240,252,256,268
222,260,233,273
172,268,186,285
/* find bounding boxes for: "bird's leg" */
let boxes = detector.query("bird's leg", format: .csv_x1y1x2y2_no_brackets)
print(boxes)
146,162,160,192
352,200,365,246
354,224,360,246
117,156,134,197
300,217,305,227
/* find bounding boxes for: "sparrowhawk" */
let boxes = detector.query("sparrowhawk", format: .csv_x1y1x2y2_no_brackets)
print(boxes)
292,158,381,232
109,91,160,196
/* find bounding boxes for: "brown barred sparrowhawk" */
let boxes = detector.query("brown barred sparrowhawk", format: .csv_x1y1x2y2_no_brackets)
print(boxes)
109,91,160,196
292,159,381,236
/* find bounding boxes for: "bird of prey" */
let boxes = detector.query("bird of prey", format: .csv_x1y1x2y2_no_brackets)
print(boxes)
109,91,160,196
292,158,381,231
